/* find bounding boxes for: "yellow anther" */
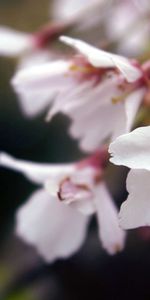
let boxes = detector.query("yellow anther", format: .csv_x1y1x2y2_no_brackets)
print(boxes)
112,90,132,104
69,63,97,74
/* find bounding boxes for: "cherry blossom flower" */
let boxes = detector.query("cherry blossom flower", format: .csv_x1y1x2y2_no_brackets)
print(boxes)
106,0,150,56
12,36,145,151
0,0,112,58
53,0,150,51
0,0,114,117
0,149,125,261
109,126,150,230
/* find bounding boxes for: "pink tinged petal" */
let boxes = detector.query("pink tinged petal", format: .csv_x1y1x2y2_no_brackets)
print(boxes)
70,74,122,113
67,75,120,125
60,36,141,82
67,85,127,152
109,126,150,170
15,50,55,117
119,169,150,229
18,49,52,70
111,88,145,142
11,59,74,117
94,183,126,254
0,27,31,56
11,60,71,93
81,87,143,148
16,189,89,262
12,51,65,117
0,152,75,184
67,77,125,151
46,80,92,121
78,102,127,152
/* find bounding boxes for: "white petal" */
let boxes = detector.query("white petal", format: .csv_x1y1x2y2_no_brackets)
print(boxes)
18,49,52,70
60,36,141,82
16,88,53,117
12,50,61,117
70,198,96,215
0,26,31,56
67,78,127,151
16,189,89,262
109,126,150,170
0,152,74,184
66,78,143,152
125,88,145,132
79,100,129,152
46,80,92,121
94,183,126,254
12,60,71,93
11,60,73,117
119,169,150,229
111,87,144,141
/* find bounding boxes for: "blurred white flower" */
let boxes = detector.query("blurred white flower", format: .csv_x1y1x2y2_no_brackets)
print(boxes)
106,0,150,56
0,0,114,118
0,0,112,58
0,150,125,261
12,36,144,151
52,0,112,32
109,126,150,229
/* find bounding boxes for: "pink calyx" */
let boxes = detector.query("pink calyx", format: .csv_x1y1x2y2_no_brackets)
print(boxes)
77,146,109,171
33,22,70,49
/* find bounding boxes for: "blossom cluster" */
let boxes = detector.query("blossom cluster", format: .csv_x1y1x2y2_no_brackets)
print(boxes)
0,0,150,262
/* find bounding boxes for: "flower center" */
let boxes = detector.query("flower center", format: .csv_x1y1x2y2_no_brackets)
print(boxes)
69,55,111,85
